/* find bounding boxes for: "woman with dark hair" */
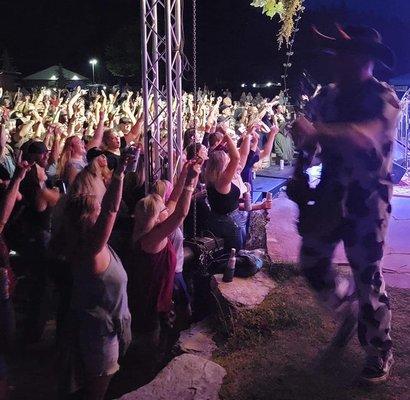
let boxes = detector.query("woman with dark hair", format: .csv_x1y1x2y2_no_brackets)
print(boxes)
0,162,30,400
183,128,196,150
19,163,61,343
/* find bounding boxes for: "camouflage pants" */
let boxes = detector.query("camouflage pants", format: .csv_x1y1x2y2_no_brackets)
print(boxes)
300,215,392,357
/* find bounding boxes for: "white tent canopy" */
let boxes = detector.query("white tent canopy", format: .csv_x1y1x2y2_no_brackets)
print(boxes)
23,65,89,81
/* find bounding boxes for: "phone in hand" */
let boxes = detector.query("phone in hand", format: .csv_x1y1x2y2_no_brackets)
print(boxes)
238,124,246,135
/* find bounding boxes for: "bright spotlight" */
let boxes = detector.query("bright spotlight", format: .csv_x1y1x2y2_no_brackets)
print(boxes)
50,75,57,80
241,83,246,88
252,83,257,88
89,59,98,65
266,82,273,87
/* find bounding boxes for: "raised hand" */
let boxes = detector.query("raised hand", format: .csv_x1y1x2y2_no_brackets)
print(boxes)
15,160,32,181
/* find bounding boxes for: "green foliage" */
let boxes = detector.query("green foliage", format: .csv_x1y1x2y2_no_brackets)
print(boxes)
251,0,284,19
251,0,304,47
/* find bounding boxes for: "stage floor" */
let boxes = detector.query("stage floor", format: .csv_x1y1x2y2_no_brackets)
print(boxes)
267,193,410,289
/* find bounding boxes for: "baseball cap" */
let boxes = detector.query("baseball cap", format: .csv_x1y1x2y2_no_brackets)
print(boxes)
86,147,104,163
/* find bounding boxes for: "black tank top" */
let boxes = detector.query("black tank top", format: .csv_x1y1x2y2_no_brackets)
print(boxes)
207,183,240,215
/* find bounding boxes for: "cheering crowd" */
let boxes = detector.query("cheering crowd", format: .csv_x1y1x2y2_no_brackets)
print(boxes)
0,86,293,399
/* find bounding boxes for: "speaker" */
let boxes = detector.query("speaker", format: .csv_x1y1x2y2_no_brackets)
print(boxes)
391,161,406,184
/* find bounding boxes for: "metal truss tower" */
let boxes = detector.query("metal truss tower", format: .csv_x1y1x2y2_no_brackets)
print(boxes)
398,89,410,170
140,0,184,192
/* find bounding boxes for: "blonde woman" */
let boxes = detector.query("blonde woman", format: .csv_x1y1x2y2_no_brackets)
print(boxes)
129,161,199,343
58,155,133,400
57,110,106,186
58,136,87,186
204,128,245,250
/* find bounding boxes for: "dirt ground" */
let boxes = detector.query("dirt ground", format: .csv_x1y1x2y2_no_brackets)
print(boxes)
214,268,410,400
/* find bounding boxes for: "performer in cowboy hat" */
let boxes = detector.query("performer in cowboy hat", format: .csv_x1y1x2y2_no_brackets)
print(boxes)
289,25,400,383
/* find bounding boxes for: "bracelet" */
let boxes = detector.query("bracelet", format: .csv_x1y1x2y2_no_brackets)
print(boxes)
184,186,195,192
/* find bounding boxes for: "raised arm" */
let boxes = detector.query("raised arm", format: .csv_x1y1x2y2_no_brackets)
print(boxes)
165,162,189,214
238,131,252,170
87,157,128,255
0,162,30,234
67,87,83,119
86,110,105,150
144,162,200,248
48,129,62,167
219,133,240,188
259,124,279,160
33,89,45,109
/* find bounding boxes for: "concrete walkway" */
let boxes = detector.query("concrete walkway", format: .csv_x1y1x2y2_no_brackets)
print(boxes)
267,193,410,289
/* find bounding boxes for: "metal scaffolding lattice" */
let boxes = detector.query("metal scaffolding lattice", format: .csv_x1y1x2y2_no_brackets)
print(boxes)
140,0,184,192
398,89,410,170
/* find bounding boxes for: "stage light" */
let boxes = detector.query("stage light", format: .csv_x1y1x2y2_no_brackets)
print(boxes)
266,82,273,87
241,83,246,88
252,83,257,88
72,75,80,81
50,75,57,80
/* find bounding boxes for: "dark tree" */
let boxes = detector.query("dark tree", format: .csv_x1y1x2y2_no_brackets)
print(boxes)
0,48,16,72
105,24,140,78
56,64,68,89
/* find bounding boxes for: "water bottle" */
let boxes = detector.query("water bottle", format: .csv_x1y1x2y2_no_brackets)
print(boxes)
280,159,285,170
125,146,141,173
244,183,252,211
223,249,236,283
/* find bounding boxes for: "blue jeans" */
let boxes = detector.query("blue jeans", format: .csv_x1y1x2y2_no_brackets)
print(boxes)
208,209,248,251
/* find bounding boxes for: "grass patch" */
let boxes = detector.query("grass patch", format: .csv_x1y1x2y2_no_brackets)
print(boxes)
214,278,410,400
216,278,323,356
268,262,301,282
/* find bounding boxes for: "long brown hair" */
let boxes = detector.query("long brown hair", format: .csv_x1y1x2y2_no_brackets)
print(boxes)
57,136,78,177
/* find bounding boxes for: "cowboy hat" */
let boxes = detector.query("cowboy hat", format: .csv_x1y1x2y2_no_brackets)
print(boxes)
313,24,395,70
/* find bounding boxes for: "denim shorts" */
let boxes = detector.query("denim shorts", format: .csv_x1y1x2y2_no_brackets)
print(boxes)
208,209,248,251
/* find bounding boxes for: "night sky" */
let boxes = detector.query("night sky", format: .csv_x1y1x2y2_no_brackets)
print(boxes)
0,0,409,89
